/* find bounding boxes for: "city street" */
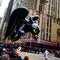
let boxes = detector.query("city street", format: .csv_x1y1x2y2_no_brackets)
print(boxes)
21,51,60,60
0,0,60,60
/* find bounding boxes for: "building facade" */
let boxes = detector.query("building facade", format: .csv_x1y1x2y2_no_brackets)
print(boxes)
39,0,60,43
11,0,23,12
23,0,37,9
1,0,60,43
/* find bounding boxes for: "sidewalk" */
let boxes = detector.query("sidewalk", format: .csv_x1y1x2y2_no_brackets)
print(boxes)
20,52,60,60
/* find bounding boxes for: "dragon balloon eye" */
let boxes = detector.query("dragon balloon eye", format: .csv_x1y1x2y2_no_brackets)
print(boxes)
33,29,37,33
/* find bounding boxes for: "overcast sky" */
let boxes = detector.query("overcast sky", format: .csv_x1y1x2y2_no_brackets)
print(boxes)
0,0,10,17
0,0,3,4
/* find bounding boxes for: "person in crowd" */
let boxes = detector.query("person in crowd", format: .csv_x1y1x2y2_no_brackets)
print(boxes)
44,49,49,60
0,47,3,56
0,54,10,60
24,54,29,60
5,37,12,44
14,49,23,60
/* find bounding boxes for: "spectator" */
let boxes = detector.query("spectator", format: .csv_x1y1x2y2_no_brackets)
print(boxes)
3,48,6,54
44,49,49,60
5,37,12,44
0,47,3,56
0,54,10,60
24,54,29,60
14,49,23,60
59,51,60,58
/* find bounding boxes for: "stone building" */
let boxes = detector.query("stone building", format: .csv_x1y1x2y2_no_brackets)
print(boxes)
39,0,60,43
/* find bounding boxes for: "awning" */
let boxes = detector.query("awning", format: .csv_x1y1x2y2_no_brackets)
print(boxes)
21,39,36,43
21,39,56,46
36,42,56,46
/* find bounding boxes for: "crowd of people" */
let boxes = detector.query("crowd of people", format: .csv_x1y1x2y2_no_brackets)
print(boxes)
0,47,29,60
0,37,60,60
0,42,60,60
0,37,29,60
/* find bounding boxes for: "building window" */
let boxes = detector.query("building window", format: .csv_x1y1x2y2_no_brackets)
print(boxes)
49,16,52,41
52,0,53,4
54,18,56,23
48,4,50,14
58,1,59,18
46,33,48,40
47,20,49,27
47,16,49,27
49,35,51,41
59,19,60,25
49,29,51,33
50,22,51,28
43,32,45,40
34,0,37,9
50,17,52,25
39,4,42,12
57,29,60,37
58,19,60,25
47,28,48,32
57,19,59,24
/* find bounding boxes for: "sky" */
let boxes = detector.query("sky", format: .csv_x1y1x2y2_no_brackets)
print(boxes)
0,0,10,29
0,0,10,17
